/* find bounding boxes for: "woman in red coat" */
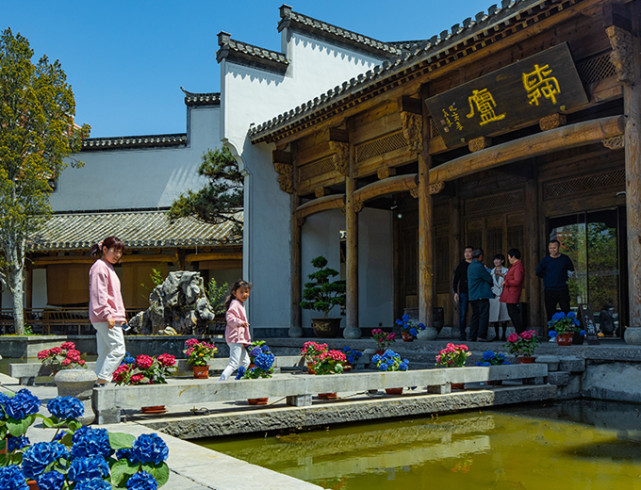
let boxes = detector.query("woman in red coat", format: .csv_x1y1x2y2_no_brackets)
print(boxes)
499,249,525,333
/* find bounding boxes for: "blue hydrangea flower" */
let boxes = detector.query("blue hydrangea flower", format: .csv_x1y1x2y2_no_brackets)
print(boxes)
74,478,112,490
67,456,109,482
371,354,381,364
395,319,403,326
4,389,40,420
402,314,410,322
249,347,261,358
0,392,11,420
122,355,136,365
22,442,69,479
409,328,418,337
127,471,158,490
131,434,168,464
235,366,246,380
7,435,30,452
47,396,84,420
37,471,66,490
378,363,388,371
418,323,426,330
548,330,558,338
482,351,496,361
71,426,112,458
254,352,275,371
399,362,409,371
580,330,586,336
116,448,133,460
261,345,270,353
0,465,28,490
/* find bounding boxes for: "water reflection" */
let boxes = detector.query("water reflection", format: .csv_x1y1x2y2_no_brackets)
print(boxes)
202,401,641,489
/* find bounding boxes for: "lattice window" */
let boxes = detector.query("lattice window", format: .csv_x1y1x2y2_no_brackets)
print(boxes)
465,190,525,216
543,169,625,200
355,131,406,163
576,52,616,85
297,156,334,181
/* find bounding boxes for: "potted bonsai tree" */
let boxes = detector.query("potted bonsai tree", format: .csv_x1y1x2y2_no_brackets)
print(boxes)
300,256,346,338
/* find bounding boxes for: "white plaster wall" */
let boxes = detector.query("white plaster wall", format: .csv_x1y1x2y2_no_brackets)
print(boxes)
51,105,220,212
31,269,48,308
221,28,388,329
299,208,394,330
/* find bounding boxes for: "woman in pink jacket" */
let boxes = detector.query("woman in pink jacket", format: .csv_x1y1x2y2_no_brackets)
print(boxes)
89,236,127,386
499,248,525,334
219,280,252,380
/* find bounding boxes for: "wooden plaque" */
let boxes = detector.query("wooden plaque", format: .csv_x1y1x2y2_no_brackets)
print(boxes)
425,43,588,148
579,304,600,345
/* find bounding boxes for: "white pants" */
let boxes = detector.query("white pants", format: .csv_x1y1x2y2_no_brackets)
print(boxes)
93,322,126,382
219,343,250,380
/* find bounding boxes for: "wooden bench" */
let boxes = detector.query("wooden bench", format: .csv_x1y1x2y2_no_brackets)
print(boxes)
93,364,548,424
10,355,308,386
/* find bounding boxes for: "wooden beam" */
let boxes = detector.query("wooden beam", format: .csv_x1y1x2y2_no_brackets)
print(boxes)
328,128,349,142
354,174,418,204
399,95,422,114
185,251,243,263
377,166,396,180
296,194,345,219
429,115,625,189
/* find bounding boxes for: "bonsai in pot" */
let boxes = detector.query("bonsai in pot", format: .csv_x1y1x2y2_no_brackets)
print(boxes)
300,256,346,338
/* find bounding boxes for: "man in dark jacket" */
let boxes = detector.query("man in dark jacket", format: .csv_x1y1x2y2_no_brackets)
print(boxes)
467,248,493,341
536,239,575,321
452,246,473,340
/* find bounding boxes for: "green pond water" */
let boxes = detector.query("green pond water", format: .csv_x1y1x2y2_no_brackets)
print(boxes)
200,400,641,489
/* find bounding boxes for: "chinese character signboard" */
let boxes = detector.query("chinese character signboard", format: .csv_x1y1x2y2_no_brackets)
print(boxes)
425,43,588,148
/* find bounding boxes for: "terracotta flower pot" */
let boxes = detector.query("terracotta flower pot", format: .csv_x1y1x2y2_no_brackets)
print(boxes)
141,406,167,414
556,332,573,346
401,332,414,342
27,480,38,490
318,392,338,399
192,365,209,379
518,356,536,364
385,387,403,395
247,397,269,405
306,362,316,374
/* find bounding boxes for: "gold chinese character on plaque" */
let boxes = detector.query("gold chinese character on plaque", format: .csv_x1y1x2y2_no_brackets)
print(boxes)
466,88,505,126
522,63,561,106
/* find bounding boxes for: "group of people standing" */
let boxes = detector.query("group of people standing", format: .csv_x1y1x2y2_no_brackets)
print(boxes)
453,239,575,342
453,247,525,342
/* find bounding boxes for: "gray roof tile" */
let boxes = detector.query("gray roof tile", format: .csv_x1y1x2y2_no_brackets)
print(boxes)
82,134,187,151
29,210,243,251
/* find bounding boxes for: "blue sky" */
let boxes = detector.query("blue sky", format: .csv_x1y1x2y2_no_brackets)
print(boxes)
5,1,493,138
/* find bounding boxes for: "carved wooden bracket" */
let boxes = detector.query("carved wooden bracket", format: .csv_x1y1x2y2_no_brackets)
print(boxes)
539,114,566,131
273,163,293,193
468,136,490,153
377,166,396,180
401,112,422,153
428,181,445,195
314,187,327,198
602,135,625,150
606,25,634,83
295,214,305,227
353,198,364,213
329,141,349,175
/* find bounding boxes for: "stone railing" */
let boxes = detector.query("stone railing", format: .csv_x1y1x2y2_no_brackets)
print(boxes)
9,356,306,386
93,363,548,424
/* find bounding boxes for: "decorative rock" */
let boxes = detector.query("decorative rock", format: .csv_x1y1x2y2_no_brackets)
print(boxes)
624,326,641,345
417,326,439,341
53,369,97,425
343,326,362,339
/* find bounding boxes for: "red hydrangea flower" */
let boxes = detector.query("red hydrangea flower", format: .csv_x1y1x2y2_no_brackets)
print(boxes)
37,350,50,360
157,354,176,367
185,338,200,347
135,355,154,370
60,342,76,350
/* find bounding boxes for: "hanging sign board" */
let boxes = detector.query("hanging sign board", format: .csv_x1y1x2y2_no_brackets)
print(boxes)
425,43,588,148
579,304,600,345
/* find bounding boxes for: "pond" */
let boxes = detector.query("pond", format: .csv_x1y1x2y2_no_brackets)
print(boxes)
199,400,641,489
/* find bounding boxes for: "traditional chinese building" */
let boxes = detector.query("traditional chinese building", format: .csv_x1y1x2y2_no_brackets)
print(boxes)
233,0,640,338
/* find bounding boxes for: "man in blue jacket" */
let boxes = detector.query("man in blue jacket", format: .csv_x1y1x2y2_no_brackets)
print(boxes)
467,248,494,341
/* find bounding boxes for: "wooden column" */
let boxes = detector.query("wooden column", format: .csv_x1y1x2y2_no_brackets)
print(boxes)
525,173,541,329
418,86,433,328
449,190,461,326
290,201,303,337
344,141,361,339
606,5,641,327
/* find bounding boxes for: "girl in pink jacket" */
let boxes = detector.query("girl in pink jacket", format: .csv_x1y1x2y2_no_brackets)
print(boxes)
89,236,127,386
219,280,252,380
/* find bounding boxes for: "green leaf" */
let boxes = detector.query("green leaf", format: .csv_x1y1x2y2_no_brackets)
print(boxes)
142,462,170,487
110,458,140,487
108,432,136,450
6,415,34,437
